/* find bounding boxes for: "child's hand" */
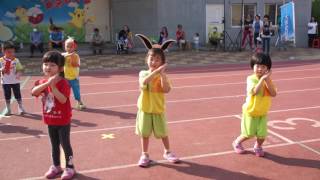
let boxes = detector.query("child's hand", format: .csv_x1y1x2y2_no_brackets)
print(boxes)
48,74,60,88
157,63,167,74
262,70,272,80
70,55,79,67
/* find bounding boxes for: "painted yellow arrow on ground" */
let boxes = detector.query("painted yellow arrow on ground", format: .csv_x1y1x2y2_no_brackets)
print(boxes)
101,133,115,139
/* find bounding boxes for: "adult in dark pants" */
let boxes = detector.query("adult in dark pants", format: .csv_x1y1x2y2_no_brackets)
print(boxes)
241,14,254,49
30,28,44,57
261,15,273,55
252,15,263,50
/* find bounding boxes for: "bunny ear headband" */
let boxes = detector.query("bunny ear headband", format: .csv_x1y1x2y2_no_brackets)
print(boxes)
135,34,175,51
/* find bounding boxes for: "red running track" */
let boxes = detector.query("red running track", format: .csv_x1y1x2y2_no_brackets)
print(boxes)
0,60,319,179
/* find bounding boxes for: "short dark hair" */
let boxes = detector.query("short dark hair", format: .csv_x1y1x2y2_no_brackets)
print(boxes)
250,53,272,70
2,41,15,50
145,48,166,65
42,51,65,77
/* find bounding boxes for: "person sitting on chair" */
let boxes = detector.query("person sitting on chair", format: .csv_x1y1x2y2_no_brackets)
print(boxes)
91,28,104,54
208,27,221,50
30,28,44,57
118,25,134,51
49,26,64,50
176,24,186,50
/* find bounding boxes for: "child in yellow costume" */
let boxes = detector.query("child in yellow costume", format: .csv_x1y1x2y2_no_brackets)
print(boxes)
62,37,86,110
233,53,277,157
135,34,180,167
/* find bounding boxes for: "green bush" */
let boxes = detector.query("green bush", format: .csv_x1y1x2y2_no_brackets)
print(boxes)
312,0,320,34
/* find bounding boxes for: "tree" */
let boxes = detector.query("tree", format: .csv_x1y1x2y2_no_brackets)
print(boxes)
312,0,320,34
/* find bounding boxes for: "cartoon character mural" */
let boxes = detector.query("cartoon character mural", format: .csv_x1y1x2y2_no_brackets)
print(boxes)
0,0,95,43
15,6,29,24
68,6,95,29
0,22,15,42
27,5,44,25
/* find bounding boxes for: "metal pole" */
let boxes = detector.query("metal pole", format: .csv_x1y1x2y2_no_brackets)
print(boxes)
239,0,244,51
224,0,226,51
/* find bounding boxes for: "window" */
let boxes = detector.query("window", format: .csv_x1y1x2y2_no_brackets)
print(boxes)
231,4,242,26
231,4,256,27
265,4,281,25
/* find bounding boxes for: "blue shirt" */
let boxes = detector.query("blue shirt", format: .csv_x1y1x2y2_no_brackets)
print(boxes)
50,31,64,41
254,21,260,33
30,31,43,44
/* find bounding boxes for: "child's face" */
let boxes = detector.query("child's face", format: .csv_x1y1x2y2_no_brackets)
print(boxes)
253,64,268,77
65,42,75,53
43,62,61,77
3,48,15,58
147,53,163,71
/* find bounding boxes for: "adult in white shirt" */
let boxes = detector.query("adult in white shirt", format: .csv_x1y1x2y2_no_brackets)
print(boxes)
308,17,318,47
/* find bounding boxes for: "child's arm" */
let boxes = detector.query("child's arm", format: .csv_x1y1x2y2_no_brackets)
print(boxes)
48,75,68,104
252,71,271,95
159,65,171,93
31,80,50,97
141,64,167,85
15,59,24,79
51,87,67,104
141,71,158,85
71,54,80,67
265,76,277,97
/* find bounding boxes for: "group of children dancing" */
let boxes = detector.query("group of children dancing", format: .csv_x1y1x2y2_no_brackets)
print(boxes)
0,33,276,179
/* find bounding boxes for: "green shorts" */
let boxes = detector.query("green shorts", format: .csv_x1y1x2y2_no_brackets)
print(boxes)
135,110,168,138
241,112,267,138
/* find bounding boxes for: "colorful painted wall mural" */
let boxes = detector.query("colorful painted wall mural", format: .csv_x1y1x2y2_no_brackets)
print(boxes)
0,0,96,43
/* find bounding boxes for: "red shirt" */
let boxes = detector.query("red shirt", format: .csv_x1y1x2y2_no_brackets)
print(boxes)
176,30,185,41
34,78,72,125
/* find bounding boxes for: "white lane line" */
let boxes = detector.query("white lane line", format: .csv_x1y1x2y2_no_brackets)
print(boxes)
297,143,320,155
21,138,320,180
77,67,320,86
2,75,320,102
13,63,320,90
5,88,320,118
1,105,320,142
23,87,320,115
78,61,320,77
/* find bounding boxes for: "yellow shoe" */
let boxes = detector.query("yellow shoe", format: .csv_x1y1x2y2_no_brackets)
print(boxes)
79,104,86,110
76,103,86,110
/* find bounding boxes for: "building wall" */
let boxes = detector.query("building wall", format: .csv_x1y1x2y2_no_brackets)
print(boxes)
111,0,311,48
294,0,312,47
111,0,207,46
111,0,158,44
85,0,111,42
156,0,206,43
